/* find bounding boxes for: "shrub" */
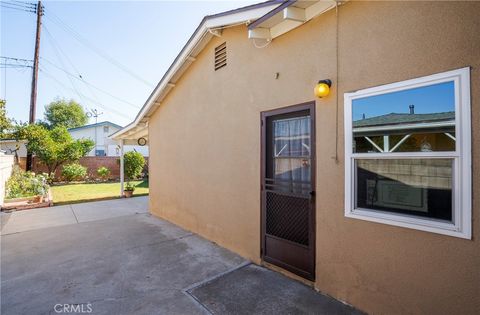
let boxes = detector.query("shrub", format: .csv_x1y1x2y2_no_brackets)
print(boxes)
61,163,87,181
125,181,135,191
97,166,110,180
124,151,145,180
6,166,49,199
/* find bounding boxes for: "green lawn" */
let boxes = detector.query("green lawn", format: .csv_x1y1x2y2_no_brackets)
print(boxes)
51,180,148,205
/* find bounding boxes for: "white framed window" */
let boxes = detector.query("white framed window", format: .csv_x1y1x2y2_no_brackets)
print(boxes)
344,67,471,239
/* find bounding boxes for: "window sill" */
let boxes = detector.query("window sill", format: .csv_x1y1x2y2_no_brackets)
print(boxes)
345,208,471,239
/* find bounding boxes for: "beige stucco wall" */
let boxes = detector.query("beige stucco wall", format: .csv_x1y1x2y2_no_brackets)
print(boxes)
148,1,480,314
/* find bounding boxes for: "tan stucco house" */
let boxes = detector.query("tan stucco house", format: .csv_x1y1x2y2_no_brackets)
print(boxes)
112,1,480,313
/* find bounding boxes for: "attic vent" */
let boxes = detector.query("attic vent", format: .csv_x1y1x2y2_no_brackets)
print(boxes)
214,42,227,71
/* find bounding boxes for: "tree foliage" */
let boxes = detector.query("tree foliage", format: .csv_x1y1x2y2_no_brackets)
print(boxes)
124,151,145,180
23,124,94,174
44,98,88,129
0,99,13,138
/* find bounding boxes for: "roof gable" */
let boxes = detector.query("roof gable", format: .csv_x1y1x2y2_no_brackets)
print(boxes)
68,121,122,132
111,1,281,140
111,1,338,141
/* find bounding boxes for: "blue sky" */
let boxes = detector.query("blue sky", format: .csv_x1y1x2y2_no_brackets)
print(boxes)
352,81,455,121
1,0,257,126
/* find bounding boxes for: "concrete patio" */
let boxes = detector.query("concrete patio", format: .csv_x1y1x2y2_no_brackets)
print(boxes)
1,197,361,314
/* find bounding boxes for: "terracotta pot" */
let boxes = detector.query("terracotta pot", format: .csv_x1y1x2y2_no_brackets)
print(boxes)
33,195,44,203
124,190,134,198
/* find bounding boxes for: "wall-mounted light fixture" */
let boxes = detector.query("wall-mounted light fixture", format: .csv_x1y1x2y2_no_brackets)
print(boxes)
314,79,332,98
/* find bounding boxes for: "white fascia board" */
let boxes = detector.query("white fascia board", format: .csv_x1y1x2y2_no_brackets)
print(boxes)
204,4,279,29
111,3,279,141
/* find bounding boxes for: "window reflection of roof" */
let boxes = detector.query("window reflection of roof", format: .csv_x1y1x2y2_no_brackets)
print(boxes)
353,111,455,128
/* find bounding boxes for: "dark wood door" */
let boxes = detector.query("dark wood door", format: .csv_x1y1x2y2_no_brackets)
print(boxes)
261,102,316,281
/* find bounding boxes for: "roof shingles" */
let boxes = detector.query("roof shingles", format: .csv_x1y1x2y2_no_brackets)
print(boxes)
353,111,455,128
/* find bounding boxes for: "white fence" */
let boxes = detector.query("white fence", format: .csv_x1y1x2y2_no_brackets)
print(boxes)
0,152,15,206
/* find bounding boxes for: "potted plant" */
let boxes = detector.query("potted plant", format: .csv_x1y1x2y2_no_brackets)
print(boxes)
124,181,135,198
122,151,145,198
31,173,48,203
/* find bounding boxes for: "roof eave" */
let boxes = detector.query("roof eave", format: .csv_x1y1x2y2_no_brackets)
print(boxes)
248,0,337,40
69,121,122,132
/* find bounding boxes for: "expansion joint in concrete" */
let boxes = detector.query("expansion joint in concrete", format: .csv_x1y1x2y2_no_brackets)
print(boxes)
181,261,251,314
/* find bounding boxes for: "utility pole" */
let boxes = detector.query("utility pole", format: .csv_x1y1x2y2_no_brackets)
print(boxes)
86,109,104,156
26,1,43,171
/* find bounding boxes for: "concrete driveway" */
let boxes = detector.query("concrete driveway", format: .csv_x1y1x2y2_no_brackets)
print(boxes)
1,197,361,315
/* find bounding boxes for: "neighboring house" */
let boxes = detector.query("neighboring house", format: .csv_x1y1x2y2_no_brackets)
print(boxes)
68,121,148,157
111,1,480,314
0,121,148,163
0,139,27,159
0,139,28,170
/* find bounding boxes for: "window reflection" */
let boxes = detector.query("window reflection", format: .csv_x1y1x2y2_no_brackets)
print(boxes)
273,116,311,182
352,81,455,153
356,159,453,221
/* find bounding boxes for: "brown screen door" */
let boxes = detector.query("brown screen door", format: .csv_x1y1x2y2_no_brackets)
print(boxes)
261,102,316,281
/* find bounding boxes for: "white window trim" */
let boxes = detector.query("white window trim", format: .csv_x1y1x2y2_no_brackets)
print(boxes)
344,67,471,239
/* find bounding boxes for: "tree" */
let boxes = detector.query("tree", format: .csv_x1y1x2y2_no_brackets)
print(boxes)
0,99,13,138
44,98,88,129
124,151,145,180
23,124,94,175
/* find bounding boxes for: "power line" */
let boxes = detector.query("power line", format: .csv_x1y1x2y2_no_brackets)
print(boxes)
2,1,36,9
40,67,132,120
39,66,132,120
43,9,154,88
42,22,141,120
0,5,34,13
42,24,89,107
0,2,36,13
0,57,33,72
41,22,102,107
10,0,36,5
40,23,133,111
0,63,32,68
40,58,140,109
0,56,33,63
46,34,98,101
0,56,34,71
